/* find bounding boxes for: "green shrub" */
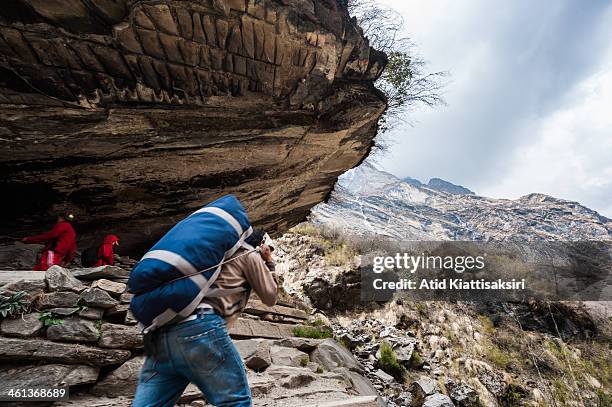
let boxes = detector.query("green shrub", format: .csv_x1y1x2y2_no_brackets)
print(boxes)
324,243,356,267
315,365,324,374
501,384,528,404
38,311,64,326
378,342,406,380
292,326,333,339
291,223,320,237
478,314,495,335
311,317,326,327
339,337,351,349
415,302,428,316
0,291,30,319
410,351,423,368
487,345,512,369
597,390,612,407
299,356,309,367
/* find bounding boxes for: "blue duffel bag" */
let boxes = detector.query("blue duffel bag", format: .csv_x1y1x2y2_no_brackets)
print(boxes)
128,194,253,330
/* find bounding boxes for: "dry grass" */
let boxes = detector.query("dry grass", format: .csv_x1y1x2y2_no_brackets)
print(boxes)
324,243,356,267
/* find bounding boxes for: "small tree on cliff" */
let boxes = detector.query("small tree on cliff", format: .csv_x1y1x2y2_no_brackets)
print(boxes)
347,0,448,132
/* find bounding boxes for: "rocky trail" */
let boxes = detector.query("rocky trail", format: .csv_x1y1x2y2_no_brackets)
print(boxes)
0,256,384,407
272,227,612,407
1,226,611,407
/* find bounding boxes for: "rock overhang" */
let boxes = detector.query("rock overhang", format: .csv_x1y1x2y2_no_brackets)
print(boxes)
0,0,387,256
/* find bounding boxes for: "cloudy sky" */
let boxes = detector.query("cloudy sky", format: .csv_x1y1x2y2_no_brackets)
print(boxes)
375,0,612,218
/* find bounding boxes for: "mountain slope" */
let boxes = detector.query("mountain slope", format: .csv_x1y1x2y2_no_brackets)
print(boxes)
311,162,612,241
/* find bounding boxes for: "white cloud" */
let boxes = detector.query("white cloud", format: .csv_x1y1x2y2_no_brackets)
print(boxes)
374,0,612,218
483,65,612,217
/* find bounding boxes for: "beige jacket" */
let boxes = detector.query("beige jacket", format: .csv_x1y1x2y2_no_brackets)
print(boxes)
201,246,277,325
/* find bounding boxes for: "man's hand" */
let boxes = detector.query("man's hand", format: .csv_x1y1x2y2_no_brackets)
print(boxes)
259,244,272,262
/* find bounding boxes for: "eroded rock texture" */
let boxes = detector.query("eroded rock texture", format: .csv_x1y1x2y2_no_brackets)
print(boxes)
0,0,386,254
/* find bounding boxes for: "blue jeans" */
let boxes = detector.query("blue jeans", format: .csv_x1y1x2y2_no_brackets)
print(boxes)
132,313,252,407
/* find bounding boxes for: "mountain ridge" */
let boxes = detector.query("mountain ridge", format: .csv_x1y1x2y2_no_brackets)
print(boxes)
402,176,475,195
311,162,612,241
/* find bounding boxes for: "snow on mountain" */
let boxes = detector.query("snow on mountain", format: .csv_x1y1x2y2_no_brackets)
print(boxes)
311,162,612,241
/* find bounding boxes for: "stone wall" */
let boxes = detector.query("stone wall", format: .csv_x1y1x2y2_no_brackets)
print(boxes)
0,266,383,406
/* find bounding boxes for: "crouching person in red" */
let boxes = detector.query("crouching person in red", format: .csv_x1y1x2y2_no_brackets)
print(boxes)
95,234,119,266
22,213,77,271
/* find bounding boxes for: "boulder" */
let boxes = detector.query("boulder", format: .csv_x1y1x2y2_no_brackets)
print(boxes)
48,307,81,316
395,392,414,407
0,337,131,366
247,372,276,397
316,396,382,407
270,345,309,367
311,339,365,374
46,317,100,343
0,278,47,298
422,393,455,407
0,242,43,270
125,310,138,325
0,270,45,285
234,339,272,371
79,288,118,309
395,342,415,365
410,376,439,407
0,364,99,389
91,279,126,297
273,337,323,353
35,292,80,308
281,371,316,389
79,307,105,320
52,395,133,406
445,379,480,407
73,266,130,281
45,266,86,293
120,293,133,304
91,356,145,397
345,370,380,399
0,312,43,338
478,371,506,397
244,299,308,320
48,307,104,320
62,365,100,386
373,369,394,383
104,303,130,318
266,365,316,389
337,332,366,350
98,323,143,349
229,318,295,339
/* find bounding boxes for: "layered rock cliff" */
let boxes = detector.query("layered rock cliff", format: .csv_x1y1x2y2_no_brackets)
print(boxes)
0,0,387,254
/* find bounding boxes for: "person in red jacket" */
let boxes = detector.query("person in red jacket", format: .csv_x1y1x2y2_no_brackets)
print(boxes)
95,234,119,267
22,213,77,271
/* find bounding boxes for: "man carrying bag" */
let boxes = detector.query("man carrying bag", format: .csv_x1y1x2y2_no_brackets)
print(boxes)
129,196,277,407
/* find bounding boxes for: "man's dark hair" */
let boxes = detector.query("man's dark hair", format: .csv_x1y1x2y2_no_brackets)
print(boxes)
245,228,265,247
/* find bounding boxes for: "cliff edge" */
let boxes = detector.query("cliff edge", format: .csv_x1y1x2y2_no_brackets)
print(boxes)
0,0,387,254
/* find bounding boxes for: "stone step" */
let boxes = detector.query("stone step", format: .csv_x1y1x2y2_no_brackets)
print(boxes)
56,394,379,407
315,396,379,407
55,395,132,406
72,266,130,281
0,270,45,284
245,299,308,320
0,337,131,367
229,317,303,339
